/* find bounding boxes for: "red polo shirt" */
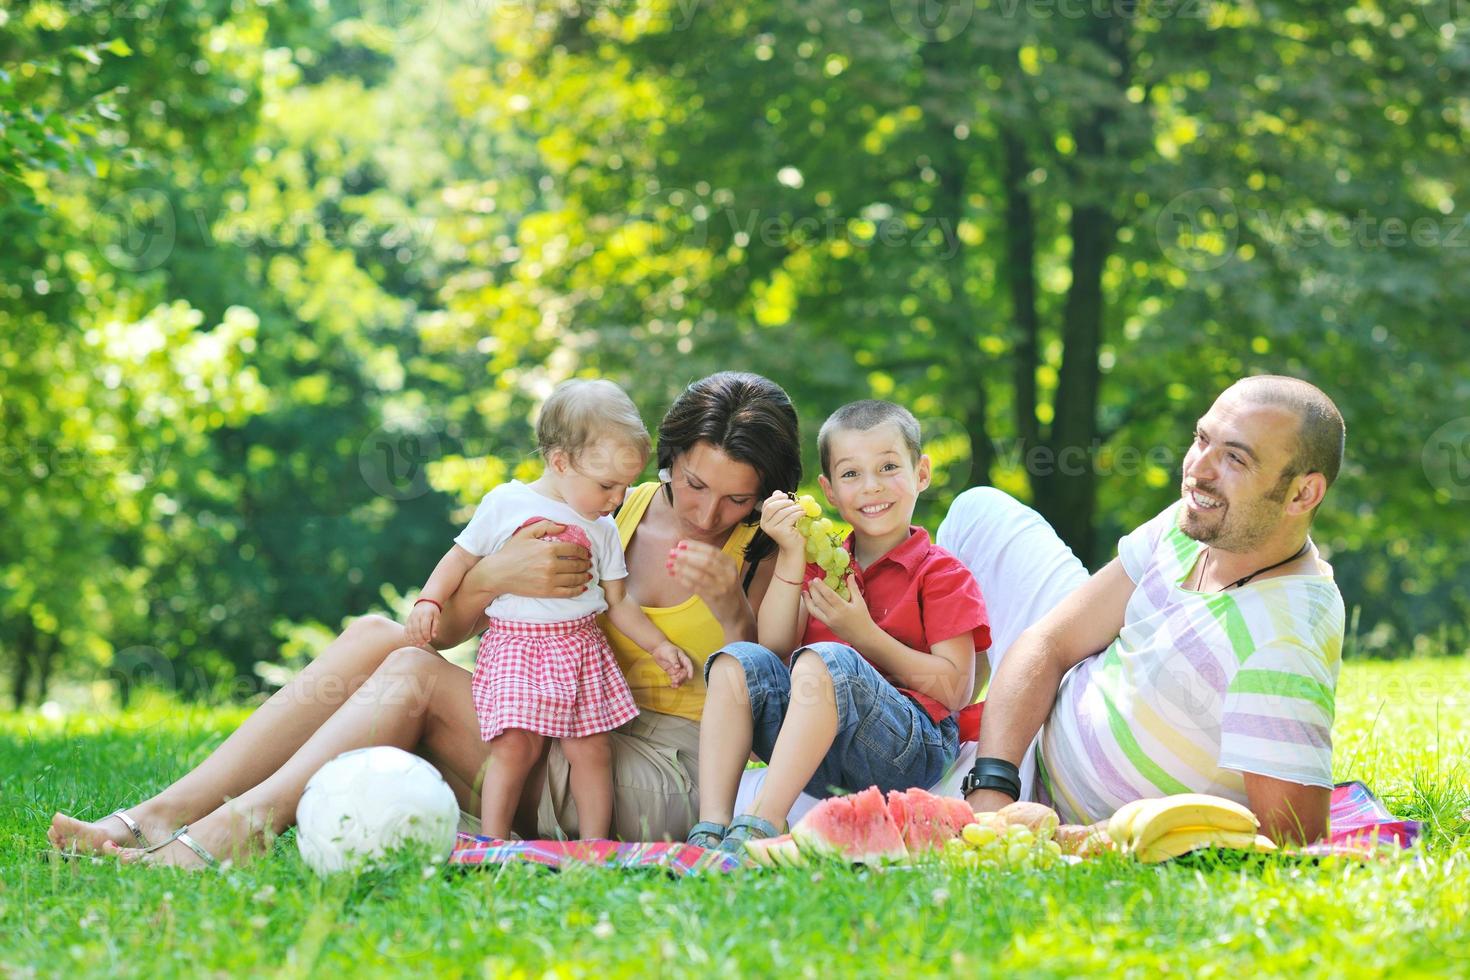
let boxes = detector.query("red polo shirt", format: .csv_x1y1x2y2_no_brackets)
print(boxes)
802,526,990,726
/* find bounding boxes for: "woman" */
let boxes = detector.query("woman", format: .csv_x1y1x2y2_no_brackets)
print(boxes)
48,372,802,867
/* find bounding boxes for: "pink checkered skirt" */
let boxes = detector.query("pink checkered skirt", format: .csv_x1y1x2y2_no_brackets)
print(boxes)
471,614,639,741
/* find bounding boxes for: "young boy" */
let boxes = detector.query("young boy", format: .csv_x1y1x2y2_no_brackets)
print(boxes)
687,400,990,851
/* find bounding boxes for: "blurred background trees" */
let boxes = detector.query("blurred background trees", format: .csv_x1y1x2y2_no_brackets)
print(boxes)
2,0,1467,706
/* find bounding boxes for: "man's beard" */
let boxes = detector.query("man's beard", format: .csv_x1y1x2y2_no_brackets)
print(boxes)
1179,488,1284,553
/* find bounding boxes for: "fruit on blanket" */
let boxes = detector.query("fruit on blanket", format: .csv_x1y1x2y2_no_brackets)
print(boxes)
1106,799,1154,846
1133,828,1278,864
791,786,909,864
1127,794,1259,851
1055,822,1113,857
887,788,977,853
998,801,1060,837
744,834,782,868
1107,793,1264,861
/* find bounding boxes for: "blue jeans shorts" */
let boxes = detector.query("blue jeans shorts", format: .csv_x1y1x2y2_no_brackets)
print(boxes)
705,640,960,800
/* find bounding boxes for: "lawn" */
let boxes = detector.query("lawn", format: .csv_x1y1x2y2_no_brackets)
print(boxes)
3,656,1467,977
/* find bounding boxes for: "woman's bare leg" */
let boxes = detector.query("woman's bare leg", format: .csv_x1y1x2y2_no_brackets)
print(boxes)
109,646,492,868
50,615,409,854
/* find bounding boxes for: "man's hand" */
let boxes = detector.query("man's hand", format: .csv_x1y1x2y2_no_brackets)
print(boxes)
803,574,876,646
964,787,1019,814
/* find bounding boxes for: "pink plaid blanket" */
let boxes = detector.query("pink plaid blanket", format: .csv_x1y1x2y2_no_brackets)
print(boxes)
448,780,1419,871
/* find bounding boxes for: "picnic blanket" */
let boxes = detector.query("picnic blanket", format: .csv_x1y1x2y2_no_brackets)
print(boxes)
447,780,1419,872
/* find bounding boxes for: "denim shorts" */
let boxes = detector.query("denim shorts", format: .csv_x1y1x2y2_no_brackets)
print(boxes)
705,640,960,800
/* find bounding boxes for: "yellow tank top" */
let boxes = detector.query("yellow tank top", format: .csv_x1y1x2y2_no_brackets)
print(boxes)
598,482,759,722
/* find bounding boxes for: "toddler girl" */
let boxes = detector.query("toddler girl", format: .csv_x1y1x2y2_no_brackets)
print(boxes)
406,379,694,840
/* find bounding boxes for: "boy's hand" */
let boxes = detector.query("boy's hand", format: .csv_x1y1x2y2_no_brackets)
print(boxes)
406,601,439,651
650,641,695,688
758,491,807,556
803,574,875,645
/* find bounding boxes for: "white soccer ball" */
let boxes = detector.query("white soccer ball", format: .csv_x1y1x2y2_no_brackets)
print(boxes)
296,746,460,875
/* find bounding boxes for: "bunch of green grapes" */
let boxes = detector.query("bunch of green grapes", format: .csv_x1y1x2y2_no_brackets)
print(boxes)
942,821,1064,872
793,493,852,600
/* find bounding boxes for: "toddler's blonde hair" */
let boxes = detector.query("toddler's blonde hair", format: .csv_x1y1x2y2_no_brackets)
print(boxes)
536,379,652,465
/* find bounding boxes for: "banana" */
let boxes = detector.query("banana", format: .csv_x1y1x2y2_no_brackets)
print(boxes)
1129,794,1259,851
1134,827,1261,864
1107,799,1154,847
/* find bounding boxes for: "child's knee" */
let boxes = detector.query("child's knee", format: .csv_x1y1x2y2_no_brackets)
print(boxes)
490,728,545,763
789,650,837,707
561,733,611,766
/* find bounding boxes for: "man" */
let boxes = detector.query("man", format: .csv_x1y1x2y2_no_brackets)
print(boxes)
952,376,1346,843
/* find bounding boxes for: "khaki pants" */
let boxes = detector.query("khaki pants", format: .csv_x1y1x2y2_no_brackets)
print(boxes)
459,710,701,842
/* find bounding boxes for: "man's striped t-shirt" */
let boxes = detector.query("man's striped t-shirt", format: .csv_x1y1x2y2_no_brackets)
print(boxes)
1037,502,1345,825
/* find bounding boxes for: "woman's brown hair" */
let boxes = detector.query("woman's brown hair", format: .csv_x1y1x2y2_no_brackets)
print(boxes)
657,372,801,575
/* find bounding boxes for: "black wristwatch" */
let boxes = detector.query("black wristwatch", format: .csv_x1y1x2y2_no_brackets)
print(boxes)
961,757,1021,801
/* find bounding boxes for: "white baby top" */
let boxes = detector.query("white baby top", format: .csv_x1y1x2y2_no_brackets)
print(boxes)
453,480,627,624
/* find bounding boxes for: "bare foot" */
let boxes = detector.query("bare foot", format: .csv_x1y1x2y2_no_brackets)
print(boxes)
48,810,174,856
103,811,268,870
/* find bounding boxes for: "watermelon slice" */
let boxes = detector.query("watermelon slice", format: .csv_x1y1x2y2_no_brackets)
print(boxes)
791,786,908,864
887,788,975,853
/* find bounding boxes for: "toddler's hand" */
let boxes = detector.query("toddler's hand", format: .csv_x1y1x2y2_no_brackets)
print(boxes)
651,641,695,688
406,600,439,651
758,491,807,556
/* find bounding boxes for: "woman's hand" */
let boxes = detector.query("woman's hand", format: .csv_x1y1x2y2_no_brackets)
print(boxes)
436,522,593,647
758,491,806,556
666,538,755,640
464,521,593,600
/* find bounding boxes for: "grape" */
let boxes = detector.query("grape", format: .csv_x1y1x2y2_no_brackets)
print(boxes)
786,492,851,600
953,820,1065,873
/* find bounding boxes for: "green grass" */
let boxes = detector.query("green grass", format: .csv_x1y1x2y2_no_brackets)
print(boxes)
3,657,1468,977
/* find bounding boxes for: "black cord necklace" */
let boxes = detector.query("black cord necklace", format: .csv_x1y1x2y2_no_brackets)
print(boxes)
1200,540,1310,592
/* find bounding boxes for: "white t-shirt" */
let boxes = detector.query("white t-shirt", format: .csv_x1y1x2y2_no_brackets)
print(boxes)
1037,502,1345,823
453,481,627,624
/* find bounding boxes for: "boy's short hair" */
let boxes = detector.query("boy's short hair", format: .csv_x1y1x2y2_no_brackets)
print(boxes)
536,379,652,463
818,400,922,476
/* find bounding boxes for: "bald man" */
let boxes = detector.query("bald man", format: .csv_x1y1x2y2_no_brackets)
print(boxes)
950,377,1346,843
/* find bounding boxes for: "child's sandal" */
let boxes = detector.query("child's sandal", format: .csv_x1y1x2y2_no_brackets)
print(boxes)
685,821,726,849
716,814,782,854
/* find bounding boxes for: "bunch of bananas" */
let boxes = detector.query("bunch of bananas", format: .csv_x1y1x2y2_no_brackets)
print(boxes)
1106,793,1278,863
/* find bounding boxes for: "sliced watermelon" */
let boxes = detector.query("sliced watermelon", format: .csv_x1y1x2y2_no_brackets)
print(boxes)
792,786,908,864
888,788,972,853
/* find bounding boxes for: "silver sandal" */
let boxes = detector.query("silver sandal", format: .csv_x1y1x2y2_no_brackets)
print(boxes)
170,826,221,869
104,810,152,849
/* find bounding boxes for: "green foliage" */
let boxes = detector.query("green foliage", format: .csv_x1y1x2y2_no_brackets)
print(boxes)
3,657,1468,974
1,1,1467,700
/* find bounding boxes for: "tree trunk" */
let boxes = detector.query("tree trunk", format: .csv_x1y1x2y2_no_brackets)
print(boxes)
1034,11,1132,564
1001,127,1042,466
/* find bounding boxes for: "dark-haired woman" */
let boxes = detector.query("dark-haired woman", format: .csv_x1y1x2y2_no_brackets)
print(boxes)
49,373,803,866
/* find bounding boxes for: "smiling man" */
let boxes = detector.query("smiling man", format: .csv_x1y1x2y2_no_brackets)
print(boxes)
954,376,1346,843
